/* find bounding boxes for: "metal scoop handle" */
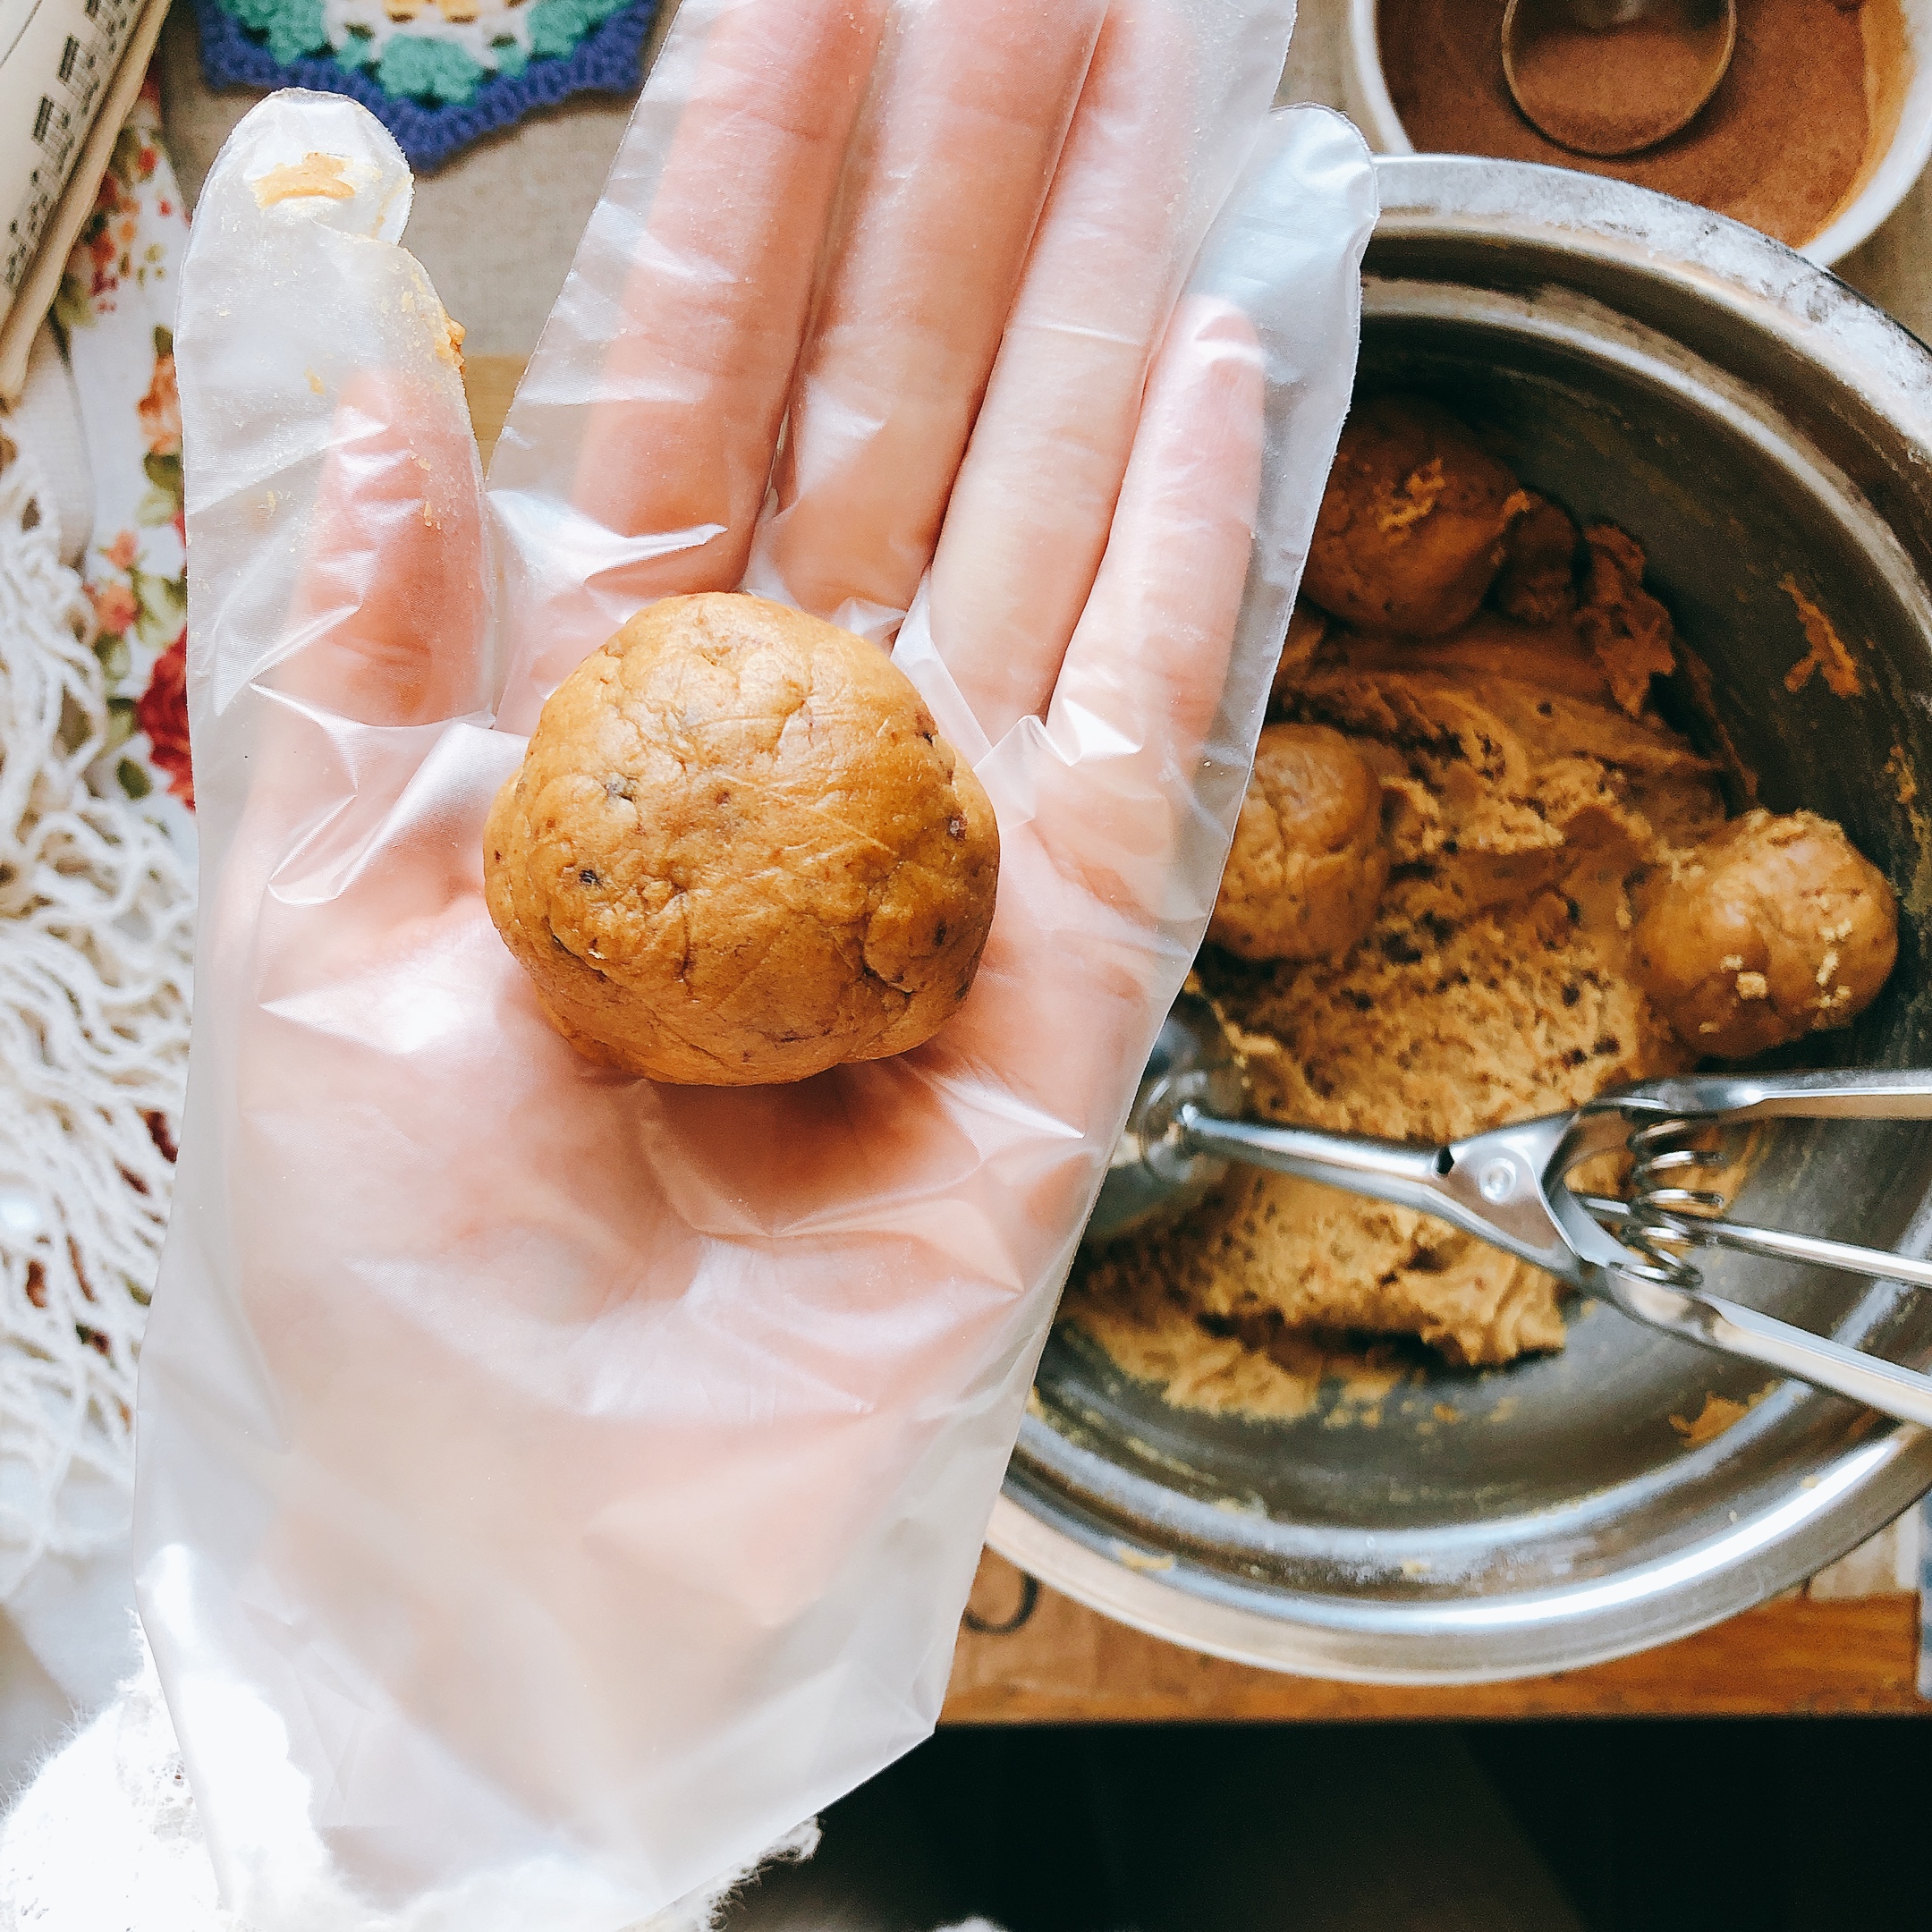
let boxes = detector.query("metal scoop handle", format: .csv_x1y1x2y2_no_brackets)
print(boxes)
1597,1265,1932,1428
1597,1067,1932,1126
1176,1103,1585,1285
1096,996,1932,1428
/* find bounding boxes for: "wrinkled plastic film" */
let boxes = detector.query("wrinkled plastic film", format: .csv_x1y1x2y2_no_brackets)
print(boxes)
138,13,1374,1931
487,0,905,714
489,0,1299,719
1169,106,1380,938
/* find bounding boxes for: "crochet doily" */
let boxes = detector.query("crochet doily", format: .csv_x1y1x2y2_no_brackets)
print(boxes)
0,431,192,1597
192,0,661,170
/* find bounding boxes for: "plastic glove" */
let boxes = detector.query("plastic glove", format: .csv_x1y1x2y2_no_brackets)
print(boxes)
139,4,1374,1924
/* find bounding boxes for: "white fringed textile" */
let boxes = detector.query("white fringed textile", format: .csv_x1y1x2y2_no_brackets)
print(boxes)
0,432,193,1597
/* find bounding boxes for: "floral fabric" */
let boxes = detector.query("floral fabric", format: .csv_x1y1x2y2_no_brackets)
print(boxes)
57,80,194,849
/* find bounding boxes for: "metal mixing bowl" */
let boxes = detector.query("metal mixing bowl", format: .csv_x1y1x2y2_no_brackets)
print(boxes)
991,154,1932,1683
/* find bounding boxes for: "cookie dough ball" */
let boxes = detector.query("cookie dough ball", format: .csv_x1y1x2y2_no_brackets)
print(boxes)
1302,396,1527,637
1631,809,1896,1059
1208,724,1389,962
485,593,1000,1085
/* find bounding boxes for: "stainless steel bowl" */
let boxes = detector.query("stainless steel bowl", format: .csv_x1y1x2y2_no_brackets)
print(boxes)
992,154,1932,1684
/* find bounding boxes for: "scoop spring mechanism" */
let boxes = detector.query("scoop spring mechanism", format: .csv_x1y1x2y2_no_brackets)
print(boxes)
1592,1118,1734,1290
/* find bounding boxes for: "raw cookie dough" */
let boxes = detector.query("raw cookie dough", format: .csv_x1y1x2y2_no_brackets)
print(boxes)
1067,614,1724,1402
1208,724,1389,962
1063,398,1897,1417
1301,395,1529,637
1492,491,1579,624
485,592,999,1085
1270,601,1329,709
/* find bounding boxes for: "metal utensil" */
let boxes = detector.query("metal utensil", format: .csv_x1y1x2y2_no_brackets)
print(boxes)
1094,996,1932,1429
1501,0,1737,157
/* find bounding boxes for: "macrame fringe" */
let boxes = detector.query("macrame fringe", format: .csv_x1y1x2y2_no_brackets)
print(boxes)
0,431,193,1597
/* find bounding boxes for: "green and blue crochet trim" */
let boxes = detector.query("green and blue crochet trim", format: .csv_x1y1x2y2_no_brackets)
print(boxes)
194,0,658,169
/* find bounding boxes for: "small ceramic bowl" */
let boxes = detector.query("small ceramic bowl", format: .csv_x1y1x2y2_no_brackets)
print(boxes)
1342,0,1932,267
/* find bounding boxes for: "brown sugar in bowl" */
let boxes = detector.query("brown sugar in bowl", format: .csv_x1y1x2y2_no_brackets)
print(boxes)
1343,0,1932,264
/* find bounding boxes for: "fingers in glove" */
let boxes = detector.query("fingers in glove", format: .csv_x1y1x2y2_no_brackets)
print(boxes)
756,0,1108,631
490,0,886,725
1039,292,1265,912
932,293,1263,1137
275,369,490,730
228,361,496,932
568,0,885,582
925,0,1191,741
176,97,490,845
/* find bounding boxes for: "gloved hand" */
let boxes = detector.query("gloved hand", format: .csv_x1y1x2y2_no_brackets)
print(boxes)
138,4,1373,1924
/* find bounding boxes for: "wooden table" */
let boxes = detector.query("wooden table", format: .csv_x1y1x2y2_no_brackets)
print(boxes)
462,352,1928,1726
944,1552,1922,1722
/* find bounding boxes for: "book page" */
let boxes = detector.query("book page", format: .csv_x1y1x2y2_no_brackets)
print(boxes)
1,0,147,334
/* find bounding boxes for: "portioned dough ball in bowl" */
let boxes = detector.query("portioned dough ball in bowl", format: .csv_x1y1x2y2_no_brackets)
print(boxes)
1631,809,1897,1060
1208,723,1389,961
1303,394,1525,635
485,593,999,1085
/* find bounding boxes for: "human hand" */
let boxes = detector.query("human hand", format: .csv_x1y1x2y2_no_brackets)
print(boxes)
140,7,1371,1921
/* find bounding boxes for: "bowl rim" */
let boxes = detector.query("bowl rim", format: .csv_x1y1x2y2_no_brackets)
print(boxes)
1339,0,1932,269
999,151,1932,1683
987,1419,1932,1684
